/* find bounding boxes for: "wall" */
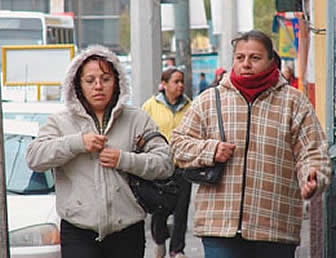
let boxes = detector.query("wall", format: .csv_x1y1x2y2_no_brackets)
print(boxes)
314,0,327,131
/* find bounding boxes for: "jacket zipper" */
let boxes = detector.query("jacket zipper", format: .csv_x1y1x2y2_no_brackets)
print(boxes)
236,91,265,235
96,126,106,241
237,101,251,234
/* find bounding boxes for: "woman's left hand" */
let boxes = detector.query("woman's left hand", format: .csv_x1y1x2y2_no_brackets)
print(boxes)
99,148,121,168
301,168,318,200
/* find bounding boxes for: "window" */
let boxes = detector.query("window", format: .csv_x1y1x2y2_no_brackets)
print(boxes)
275,0,302,12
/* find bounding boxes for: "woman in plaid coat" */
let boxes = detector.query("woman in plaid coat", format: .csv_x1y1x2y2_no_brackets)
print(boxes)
170,30,331,258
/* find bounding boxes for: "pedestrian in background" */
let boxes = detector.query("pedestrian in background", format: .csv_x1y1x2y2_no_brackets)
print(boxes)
198,72,209,94
170,30,331,258
142,67,191,258
26,45,174,258
282,62,298,89
209,67,226,87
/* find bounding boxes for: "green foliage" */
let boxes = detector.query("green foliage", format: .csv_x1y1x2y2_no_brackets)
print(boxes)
119,5,130,53
204,0,211,20
254,0,278,47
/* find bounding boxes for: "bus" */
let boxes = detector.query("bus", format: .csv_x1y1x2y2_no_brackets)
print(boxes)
0,10,75,47
0,10,75,70
0,10,76,101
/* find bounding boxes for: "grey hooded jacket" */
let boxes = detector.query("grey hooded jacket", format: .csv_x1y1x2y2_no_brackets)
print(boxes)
26,45,174,240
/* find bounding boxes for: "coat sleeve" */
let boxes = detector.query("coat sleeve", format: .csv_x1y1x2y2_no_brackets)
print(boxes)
292,94,331,193
170,94,219,168
116,113,175,180
26,115,87,172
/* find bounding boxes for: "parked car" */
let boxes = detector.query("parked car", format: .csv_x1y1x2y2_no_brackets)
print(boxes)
3,102,65,258
2,102,65,124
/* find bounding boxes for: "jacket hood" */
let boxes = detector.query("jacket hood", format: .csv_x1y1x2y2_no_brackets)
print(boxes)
62,45,130,116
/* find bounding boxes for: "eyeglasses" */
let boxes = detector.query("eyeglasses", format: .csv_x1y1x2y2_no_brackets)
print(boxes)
81,74,114,88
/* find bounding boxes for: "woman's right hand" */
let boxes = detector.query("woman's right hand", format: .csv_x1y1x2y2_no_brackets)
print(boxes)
82,133,108,152
214,142,236,163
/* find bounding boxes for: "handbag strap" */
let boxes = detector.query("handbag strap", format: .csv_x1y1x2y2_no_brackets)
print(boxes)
215,87,225,141
134,131,168,152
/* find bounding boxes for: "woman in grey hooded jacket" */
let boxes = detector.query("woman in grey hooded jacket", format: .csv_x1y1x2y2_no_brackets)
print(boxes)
26,45,174,258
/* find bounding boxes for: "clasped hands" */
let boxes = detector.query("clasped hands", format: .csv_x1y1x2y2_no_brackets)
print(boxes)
82,133,120,168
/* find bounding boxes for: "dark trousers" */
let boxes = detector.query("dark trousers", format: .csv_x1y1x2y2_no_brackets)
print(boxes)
151,172,192,254
61,219,145,258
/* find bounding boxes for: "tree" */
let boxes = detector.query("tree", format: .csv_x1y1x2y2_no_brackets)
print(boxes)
119,5,130,53
254,0,278,46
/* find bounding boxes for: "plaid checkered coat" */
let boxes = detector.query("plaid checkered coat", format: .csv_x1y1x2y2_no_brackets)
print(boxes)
170,75,331,244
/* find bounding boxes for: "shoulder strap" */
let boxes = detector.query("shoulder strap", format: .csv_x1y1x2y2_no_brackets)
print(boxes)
134,131,168,152
215,87,225,141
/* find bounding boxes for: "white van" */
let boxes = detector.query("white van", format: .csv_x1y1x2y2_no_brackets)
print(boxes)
3,102,65,258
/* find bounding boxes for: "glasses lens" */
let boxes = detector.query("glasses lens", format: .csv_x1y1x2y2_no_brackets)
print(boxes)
81,74,114,87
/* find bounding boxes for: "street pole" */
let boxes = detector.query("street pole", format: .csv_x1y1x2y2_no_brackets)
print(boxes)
217,0,238,70
174,0,193,99
77,0,82,49
130,0,162,107
0,99,10,258
324,0,336,257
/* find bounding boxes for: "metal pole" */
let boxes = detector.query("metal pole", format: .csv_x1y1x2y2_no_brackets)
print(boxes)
174,0,193,99
130,0,162,106
217,0,238,70
0,97,10,257
323,0,336,257
77,0,82,49
325,0,335,144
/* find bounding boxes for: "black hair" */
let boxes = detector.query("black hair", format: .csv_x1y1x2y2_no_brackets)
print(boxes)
231,30,274,60
161,68,184,83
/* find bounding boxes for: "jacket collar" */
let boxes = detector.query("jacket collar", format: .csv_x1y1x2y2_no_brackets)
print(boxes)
155,92,189,113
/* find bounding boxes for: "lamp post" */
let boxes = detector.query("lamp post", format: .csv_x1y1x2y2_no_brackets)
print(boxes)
0,98,9,258
174,0,193,99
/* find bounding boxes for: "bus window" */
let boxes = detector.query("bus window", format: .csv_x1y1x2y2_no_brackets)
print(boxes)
64,29,69,43
60,28,65,44
55,28,60,44
66,29,72,44
0,17,43,46
68,30,74,43
47,27,56,44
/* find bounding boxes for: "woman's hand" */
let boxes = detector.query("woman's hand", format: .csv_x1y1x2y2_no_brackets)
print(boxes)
301,168,318,200
99,148,121,168
82,134,107,152
214,142,236,163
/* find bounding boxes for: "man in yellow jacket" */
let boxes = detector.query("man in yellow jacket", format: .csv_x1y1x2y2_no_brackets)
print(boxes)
142,67,191,258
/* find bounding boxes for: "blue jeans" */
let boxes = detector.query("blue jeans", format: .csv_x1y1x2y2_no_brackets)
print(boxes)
202,235,297,258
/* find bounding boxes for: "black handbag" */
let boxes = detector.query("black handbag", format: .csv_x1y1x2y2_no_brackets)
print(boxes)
128,132,179,214
182,87,225,185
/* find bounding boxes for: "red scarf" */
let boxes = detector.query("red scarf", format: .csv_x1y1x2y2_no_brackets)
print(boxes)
230,61,279,102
